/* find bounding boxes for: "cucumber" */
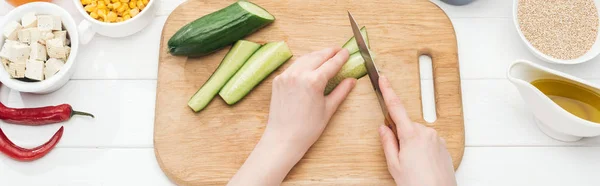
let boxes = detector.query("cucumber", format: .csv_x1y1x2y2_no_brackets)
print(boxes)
219,41,293,105
324,26,370,95
324,52,368,94
168,1,275,57
342,26,369,54
187,40,262,112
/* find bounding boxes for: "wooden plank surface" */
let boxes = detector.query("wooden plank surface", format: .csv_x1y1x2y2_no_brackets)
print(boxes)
154,0,463,185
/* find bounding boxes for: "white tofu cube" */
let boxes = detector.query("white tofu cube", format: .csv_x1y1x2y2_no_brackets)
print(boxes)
25,59,44,80
43,32,54,41
3,21,22,40
1,58,10,71
37,15,54,31
44,58,64,79
21,12,37,28
46,38,68,59
28,28,42,44
29,42,46,61
52,16,62,31
17,28,32,43
52,31,67,44
10,60,26,78
37,15,62,31
0,41,30,62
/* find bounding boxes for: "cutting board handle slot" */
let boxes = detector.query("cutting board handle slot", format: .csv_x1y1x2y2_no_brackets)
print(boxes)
418,54,437,123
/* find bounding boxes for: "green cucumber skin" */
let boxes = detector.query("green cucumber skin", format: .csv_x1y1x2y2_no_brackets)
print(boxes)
187,40,261,112
342,26,369,54
219,41,293,105
324,52,368,95
324,27,370,95
168,1,274,57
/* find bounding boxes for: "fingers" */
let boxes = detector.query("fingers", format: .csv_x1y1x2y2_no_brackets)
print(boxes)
315,49,350,79
379,75,414,140
378,125,400,173
292,48,340,71
325,78,357,117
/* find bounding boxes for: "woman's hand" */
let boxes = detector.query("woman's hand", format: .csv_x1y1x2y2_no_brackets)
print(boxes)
228,48,357,186
377,76,457,186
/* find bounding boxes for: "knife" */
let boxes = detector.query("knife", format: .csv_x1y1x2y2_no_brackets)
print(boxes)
348,11,398,136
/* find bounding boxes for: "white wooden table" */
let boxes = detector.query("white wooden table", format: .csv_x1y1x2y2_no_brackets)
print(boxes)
1,0,600,185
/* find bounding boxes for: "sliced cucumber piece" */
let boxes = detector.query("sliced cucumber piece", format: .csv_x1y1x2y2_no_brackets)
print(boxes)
188,40,261,112
324,52,368,94
342,26,369,54
168,1,275,56
219,41,293,105
325,26,370,95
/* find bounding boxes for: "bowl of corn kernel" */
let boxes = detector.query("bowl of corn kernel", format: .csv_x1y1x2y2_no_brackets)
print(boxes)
73,0,155,44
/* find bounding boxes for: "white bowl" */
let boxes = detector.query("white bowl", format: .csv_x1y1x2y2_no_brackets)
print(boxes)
513,0,600,64
73,0,156,44
0,2,79,94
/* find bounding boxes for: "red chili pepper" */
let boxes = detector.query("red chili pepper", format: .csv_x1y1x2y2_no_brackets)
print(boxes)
0,126,64,161
0,102,94,125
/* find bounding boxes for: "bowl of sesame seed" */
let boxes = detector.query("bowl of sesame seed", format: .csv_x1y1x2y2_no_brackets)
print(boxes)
514,0,600,64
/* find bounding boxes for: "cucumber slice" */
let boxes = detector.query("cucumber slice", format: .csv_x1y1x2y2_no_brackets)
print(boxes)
324,52,368,94
168,1,275,56
219,41,293,105
187,40,261,112
342,26,369,54
325,26,370,95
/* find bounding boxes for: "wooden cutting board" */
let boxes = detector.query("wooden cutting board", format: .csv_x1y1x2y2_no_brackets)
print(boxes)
154,0,464,185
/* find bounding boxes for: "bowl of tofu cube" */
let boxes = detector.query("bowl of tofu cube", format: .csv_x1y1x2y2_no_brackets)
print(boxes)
0,2,79,94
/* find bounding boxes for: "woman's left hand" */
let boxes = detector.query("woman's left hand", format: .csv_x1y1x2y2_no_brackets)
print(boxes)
228,47,357,186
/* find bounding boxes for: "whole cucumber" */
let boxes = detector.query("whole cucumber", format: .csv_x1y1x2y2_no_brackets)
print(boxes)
168,1,275,57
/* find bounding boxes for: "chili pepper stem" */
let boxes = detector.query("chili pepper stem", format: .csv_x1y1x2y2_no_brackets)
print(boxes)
71,110,95,118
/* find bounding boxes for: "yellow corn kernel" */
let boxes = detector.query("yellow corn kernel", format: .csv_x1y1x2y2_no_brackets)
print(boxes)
128,1,136,8
84,4,97,12
124,14,131,20
90,11,99,19
98,17,104,22
142,0,148,5
97,1,106,9
106,11,118,22
107,4,113,9
120,0,129,2
97,9,107,17
116,17,124,22
117,4,128,13
129,8,139,17
111,0,118,2
81,0,92,5
136,0,144,10
123,10,130,17
103,0,109,4
91,0,97,3
112,2,121,9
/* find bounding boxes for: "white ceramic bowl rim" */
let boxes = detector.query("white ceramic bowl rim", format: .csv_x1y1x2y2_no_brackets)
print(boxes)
73,0,156,26
0,2,79,93
513,0,600,64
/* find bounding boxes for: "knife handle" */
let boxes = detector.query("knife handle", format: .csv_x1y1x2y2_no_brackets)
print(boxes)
384,113,398,137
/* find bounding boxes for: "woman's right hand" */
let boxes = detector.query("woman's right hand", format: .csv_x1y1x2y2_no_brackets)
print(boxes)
377,76,457,186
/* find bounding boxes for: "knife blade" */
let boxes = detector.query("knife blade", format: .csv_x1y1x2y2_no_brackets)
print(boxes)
348,11,398,135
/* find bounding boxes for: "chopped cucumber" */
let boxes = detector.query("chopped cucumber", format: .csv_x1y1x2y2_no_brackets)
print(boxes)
342,26,369,54
325,52,368,94
325,26,370,95
219,41,293,105
187,40,261,112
